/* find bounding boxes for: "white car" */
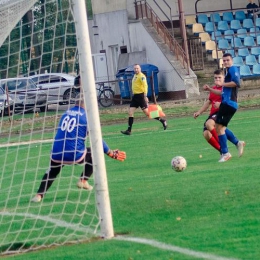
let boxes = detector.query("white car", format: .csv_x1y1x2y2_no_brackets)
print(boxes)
29,73,79,105
0,78,47,114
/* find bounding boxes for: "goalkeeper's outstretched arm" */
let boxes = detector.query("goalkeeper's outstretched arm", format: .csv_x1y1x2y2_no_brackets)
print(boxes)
102,140,126,162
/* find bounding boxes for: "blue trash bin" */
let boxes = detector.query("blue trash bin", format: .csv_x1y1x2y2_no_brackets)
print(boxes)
125,64,159,98
116,67,131,99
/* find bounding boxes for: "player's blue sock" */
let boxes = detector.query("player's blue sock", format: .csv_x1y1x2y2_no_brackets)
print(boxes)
218,134,228,154
225,128,239,145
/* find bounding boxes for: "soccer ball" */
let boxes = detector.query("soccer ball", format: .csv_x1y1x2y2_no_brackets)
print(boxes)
171,156,187,172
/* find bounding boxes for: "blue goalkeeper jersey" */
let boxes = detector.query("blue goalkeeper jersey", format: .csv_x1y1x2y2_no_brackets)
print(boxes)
51,105,87,163
222,66,240,109
51,105,110,163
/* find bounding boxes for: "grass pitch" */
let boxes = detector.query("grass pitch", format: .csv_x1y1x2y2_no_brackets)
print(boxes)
1,108,260,260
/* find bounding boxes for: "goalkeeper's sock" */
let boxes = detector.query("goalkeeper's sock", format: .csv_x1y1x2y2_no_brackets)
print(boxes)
127,117,134,132
208,136,221,152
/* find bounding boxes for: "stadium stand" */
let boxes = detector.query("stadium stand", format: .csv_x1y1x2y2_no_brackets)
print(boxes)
225,49,235,57
255,17,260,28
257,35,260,44
249,27,260,38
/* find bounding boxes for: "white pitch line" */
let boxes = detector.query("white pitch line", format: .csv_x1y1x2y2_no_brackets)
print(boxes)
115,236,239,260
0,211,239,260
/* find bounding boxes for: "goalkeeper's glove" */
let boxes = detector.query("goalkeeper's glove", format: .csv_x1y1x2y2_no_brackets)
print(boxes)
107,149,126,161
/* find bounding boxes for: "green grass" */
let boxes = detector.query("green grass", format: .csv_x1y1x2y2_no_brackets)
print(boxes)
1,108,260,259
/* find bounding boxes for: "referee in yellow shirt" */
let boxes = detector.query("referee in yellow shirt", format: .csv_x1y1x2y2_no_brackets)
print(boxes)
121,64,167,135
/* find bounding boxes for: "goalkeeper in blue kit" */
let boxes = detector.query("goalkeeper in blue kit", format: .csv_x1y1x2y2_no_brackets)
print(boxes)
31,91,126,203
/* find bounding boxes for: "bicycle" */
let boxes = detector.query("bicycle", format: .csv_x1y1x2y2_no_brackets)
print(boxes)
96,83,114,107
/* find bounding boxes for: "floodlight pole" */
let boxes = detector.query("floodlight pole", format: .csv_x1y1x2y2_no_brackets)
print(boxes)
72,0,114,239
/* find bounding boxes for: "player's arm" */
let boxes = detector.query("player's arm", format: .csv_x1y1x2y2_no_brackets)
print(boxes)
224,67,240,88
203,85,222,95
223,81,237,88
193,100,210,118
102,140,126,161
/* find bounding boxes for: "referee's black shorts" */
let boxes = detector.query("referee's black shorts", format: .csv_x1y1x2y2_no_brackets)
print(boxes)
216,103,237,127
130,93,148,110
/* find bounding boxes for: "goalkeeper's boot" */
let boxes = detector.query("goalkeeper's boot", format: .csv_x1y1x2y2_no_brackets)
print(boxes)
31,194,42,203
77,180,93,191
121,130,131,135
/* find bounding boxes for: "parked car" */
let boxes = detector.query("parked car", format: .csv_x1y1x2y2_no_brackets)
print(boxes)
0,78,48,114
29,73,79,105
0,88,14,116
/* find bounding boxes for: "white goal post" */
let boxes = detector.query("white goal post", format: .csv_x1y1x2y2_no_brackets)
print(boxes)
0,0,114,255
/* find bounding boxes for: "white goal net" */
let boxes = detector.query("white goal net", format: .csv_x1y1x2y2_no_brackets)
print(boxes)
0,0,113,255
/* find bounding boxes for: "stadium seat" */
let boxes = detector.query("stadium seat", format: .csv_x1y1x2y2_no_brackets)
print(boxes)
199,32,211,44
197,14,209,26
230,19,242,32
236,28,248,41
243,36,256,47
242,19,254,31
211,30,222,41
249,27,260,38
257,35,260,45
210,13,221,24
233,56,244,67
251,46,260,56
255,17,260,28
245,54,258,67
217,21,229,32
230,37,243,48
223,12,234,23
218,39,229,50
224,29,235,42
192,23,205,35
240,65,252,77
185,15,197,28
238,48,250,58
252,63,260,75
225,49,235,57
205,22,215,33
234,11,246,21
212,49,223,59
205,40,216,53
